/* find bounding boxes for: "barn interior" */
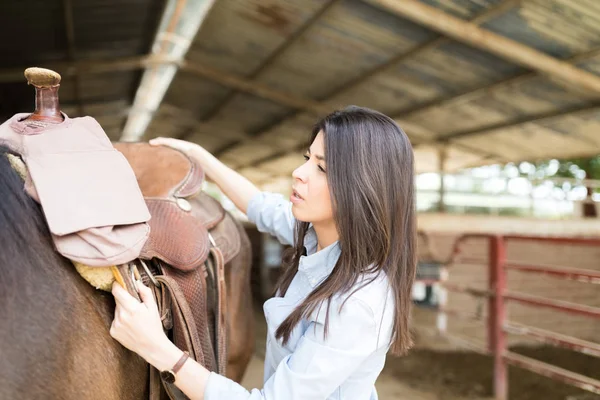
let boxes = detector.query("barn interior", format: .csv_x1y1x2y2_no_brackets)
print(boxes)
1,0,599,399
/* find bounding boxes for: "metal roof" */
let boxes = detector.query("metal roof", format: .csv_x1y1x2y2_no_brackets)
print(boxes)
2,0,600,188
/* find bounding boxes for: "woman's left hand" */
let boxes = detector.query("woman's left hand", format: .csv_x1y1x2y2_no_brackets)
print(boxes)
110,280,170,362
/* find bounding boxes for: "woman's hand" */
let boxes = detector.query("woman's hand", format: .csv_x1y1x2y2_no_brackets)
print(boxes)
110,280,173,364
150,136,260,214
149,137,201,157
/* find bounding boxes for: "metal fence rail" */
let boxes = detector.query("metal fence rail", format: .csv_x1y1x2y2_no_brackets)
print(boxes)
414,233,600,399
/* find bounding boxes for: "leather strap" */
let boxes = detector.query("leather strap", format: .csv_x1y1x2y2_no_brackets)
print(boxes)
115,263,141,302
172,351,189,374
210,247,227,375
154,275,205,400
155,275,205,365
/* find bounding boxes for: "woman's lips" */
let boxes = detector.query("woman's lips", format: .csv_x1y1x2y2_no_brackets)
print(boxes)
290,188,304,204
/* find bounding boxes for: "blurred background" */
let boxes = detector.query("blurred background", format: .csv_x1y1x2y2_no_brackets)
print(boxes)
1,0,599,398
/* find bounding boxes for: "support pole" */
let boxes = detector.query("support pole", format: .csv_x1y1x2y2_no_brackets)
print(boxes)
439,146,447,213
489,236,508,400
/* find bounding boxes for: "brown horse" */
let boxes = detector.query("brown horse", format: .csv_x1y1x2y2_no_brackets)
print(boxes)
0,145,254,399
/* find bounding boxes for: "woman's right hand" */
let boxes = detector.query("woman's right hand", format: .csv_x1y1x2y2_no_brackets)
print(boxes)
149,137,204,158
150,136,260,213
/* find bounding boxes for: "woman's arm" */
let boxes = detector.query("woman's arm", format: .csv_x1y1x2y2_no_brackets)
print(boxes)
111,280,380,400
149,137,259,214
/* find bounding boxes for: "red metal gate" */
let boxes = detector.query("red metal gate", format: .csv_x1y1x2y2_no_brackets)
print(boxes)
417,233,600,399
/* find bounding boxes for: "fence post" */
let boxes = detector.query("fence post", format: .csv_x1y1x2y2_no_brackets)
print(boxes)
436,266,448,334
488,235,507,400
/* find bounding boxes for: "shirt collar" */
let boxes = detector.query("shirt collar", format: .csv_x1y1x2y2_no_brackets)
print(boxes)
299,229,341,288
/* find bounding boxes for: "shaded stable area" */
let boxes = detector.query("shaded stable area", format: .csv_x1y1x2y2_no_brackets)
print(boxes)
245,221,600,399
2,0,600,399
241,292,600,400
2,0,600,184
385,308,600,400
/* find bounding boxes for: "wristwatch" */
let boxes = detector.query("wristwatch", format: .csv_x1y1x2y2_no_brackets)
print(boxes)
160,351,190,384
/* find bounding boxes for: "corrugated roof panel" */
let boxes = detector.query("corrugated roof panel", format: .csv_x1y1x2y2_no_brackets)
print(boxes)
72,0,164,58
534,110,600,148
402,74,595,136
220,141,278,167
187,0,328,76
250,0,438,99
0,0,67,68
452,117,600,162
206,93,292,134
76,71,139,102
181,0,341,132
3,0,600,178
418,0,508,19
482,1,600,58
161,71,230,117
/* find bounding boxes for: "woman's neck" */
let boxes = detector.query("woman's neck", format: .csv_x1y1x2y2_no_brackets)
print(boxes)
312,221,339,252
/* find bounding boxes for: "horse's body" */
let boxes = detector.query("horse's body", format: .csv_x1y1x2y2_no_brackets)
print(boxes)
0,145,254,399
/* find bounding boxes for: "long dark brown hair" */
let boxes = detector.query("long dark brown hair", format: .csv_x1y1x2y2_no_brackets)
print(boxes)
274,106,417,355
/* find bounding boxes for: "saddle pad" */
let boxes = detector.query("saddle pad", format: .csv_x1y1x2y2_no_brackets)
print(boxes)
25,150,150,236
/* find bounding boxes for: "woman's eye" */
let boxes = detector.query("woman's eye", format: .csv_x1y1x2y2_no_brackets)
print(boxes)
318,165,326,173
303,155,310,161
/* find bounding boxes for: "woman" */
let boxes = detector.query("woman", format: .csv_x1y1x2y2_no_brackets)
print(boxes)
110,105,417,400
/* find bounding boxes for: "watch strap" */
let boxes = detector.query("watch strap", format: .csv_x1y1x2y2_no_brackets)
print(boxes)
172,351,190,375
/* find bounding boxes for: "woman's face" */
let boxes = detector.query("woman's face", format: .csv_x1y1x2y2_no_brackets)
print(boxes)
290,131,334,226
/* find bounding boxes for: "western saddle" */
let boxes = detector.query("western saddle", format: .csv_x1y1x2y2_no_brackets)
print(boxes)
113,142,242,400
4,67,243,400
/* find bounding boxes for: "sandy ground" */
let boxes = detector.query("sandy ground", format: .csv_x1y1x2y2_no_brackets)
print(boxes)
238,305,599,400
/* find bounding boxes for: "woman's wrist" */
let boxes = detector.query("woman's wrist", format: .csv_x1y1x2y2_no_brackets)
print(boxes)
144,337,184,371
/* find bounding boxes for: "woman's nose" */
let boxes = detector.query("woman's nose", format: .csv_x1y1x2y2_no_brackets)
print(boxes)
292,163,308,182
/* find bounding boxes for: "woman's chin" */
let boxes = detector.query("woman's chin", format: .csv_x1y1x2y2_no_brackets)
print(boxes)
291,205,308,222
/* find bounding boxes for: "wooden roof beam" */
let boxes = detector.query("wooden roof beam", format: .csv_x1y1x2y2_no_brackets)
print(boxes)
425,101,600,144
367,0,600,94
180,62,330,115
392,48,600,121
0,55,181,83
240,100,600,172
241,127,502,172
211,0,521,158
61,0,84,116
200,0,342,121
0,55,332,115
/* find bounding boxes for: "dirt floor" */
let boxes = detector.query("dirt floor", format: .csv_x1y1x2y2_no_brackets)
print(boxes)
240,304,600,400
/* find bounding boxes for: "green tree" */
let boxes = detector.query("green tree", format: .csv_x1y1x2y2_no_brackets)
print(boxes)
510,155,600,218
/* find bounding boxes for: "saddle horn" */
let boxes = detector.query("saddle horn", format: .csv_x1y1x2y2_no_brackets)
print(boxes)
23,67,64,124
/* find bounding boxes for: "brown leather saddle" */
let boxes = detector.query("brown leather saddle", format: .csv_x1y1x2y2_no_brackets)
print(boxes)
112,143,241,399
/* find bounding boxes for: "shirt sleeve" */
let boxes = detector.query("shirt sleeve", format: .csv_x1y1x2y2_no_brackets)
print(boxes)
203,298,378,400
246,191,296,246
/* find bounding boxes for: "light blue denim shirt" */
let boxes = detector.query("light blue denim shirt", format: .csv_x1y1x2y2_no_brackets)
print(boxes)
205,192,395,400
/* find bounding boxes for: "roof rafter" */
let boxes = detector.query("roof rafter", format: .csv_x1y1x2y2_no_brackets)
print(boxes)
368,0,600,94
61,0,84,116
391,48,600,121
211,0,522,158
200,0,342,122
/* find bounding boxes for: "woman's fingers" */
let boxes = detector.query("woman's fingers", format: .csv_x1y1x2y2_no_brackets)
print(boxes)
111,281,140,313
149,137,169,146
149,137,185,149
149,137,198,155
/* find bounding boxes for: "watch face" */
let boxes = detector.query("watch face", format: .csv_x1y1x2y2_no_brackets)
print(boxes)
160,370,176,384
